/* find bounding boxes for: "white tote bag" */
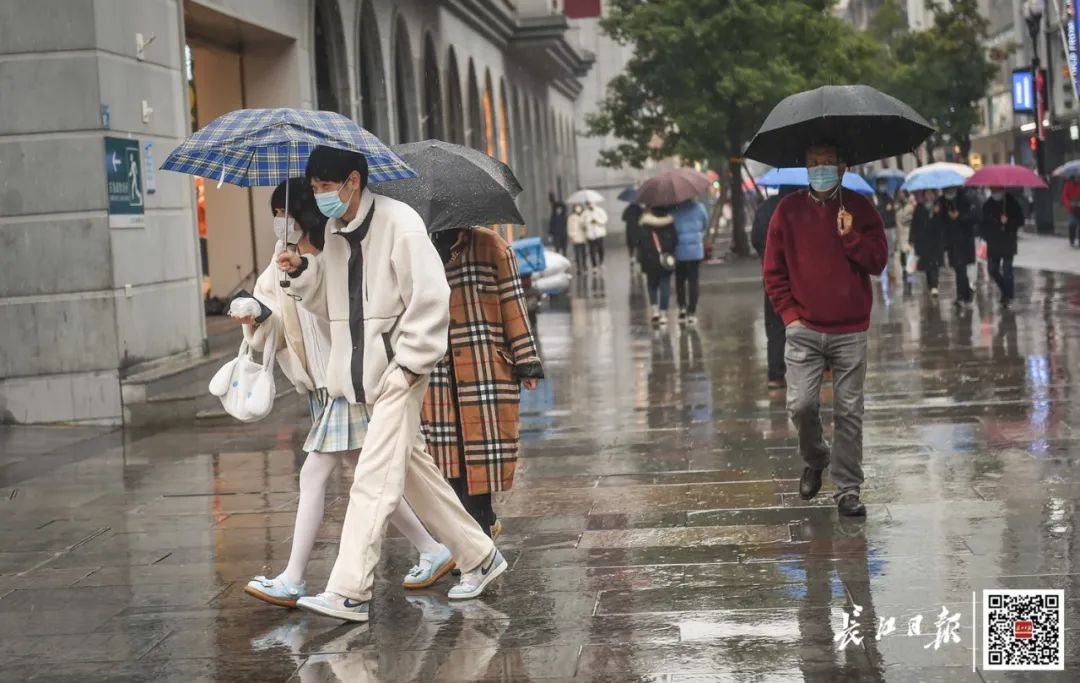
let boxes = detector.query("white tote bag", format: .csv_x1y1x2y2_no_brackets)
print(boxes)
208,334,277,422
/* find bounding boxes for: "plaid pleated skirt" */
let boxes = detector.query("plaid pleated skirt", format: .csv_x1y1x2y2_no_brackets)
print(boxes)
304,388,369,454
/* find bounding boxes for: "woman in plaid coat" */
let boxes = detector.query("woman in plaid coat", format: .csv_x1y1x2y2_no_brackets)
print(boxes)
425,227,544,536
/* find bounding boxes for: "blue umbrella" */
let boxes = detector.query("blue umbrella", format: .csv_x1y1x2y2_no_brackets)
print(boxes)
901,169,967,191
161,108,415,186
757,168,875,195
1052,160,1080,179
871,168,905,195
617,185,637,202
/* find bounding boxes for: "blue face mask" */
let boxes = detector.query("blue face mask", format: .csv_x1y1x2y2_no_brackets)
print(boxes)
807,165,840,192
315,178,356,219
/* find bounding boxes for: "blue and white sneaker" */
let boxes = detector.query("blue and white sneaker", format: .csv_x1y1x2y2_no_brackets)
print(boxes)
403,545,456,590
244,574,306,608
296,591,369,623
447,548,507,600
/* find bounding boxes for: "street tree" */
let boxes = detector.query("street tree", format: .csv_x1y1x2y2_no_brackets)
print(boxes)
888,0,996,160
585,0,891,255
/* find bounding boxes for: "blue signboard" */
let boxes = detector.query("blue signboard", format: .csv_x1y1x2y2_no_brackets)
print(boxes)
1012,69,1034,113
1070,1,1080,100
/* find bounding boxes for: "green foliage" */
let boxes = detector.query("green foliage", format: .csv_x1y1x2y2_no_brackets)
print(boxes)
586,0,891,168
885,0,996,154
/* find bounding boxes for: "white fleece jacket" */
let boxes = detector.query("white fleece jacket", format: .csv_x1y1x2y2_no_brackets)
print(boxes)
289,190,450,406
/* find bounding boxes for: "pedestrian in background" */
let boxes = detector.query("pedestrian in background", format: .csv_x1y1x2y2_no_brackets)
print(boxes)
940,186,976,307
874,178,897,290
1063,177,1080,247
980,186,1024,307
548,193,568,256
622,202,643,271
911,190,944,297
584,202,608,271
638,206,678,327
895,189,914,295
424,226,543,542
752,186,800,389
567,203,588,272
763,140,888,517
673,199,708,326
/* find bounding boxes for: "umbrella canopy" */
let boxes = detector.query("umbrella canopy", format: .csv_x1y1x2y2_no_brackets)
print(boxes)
566,189,604,205
905,161,974,181
369,140,524,233
965,164,1047,189
161,108,414,186
617,185,638,202
1052,160,1080,178
744,85,934,167
637,168,711,207
872,168,906,179
757,168,874,195
901,169,968,191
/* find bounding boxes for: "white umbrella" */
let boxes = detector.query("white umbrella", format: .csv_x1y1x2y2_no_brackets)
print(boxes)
566,189,604,205
905,162,975,181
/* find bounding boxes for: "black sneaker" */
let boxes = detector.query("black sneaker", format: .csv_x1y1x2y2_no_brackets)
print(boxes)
678,309,688,325
799,467,824,500
837,493,867,517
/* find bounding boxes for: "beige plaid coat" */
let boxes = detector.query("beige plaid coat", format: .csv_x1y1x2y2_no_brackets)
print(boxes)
421,228,543,495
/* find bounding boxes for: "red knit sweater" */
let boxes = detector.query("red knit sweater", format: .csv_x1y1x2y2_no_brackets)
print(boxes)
763,189,888,334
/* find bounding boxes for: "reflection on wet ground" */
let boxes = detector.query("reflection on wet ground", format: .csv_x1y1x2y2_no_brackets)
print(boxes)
2,254,1079,681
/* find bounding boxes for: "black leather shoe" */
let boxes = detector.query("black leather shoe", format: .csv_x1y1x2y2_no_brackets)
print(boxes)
799,467,824,500
838,493,867,517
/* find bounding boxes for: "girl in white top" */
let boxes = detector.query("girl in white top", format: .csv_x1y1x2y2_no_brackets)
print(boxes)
235,179,444,608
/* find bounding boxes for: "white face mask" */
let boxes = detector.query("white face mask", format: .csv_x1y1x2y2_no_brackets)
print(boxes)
273,216,298,243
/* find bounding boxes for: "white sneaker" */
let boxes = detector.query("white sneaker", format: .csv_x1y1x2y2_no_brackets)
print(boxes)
687,315,698,326
244,574,306,608
296,591,369,622
448,548,507,600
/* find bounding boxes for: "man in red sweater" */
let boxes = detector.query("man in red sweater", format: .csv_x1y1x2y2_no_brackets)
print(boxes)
763,141,888,517
1062,178,1080,247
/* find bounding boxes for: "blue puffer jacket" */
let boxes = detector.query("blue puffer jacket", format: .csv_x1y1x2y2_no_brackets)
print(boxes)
673,201,708,262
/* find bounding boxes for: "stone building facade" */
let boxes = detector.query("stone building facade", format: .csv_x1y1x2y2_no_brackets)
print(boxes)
0,0,591,424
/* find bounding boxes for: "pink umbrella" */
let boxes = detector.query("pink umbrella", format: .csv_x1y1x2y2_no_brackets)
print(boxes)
637,167,711,207
965,164,1047,188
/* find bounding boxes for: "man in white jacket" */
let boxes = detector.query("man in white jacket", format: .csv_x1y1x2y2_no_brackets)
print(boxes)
276,146,504,622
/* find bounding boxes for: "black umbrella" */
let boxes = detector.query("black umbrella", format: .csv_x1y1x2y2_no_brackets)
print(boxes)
369,140,524,232
744,85,934,168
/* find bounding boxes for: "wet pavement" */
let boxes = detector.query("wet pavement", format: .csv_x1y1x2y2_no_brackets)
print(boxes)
3,249,1080,682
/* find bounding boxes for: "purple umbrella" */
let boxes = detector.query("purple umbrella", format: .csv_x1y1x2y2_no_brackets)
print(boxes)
636,168,710,207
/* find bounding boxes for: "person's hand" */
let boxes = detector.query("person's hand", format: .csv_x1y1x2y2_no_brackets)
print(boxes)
401,368,421,385
235,315,256,326
836,209,853,236
948,209,959,220
786,319,804,329
277,250,302,273
522,378,540,391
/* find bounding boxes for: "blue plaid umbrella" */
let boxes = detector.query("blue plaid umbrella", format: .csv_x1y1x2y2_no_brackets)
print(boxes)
161,108,414,186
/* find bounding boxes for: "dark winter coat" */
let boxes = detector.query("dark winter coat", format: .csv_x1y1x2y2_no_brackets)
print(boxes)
622,203,643,250
637,210,678,276
910,202,945,270
980,193,1024,257
940,194,978,267
875,191,897,229
751,187,799,257
548,202,568,246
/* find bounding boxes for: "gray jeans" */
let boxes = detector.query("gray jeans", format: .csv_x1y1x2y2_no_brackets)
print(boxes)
784,325,867,497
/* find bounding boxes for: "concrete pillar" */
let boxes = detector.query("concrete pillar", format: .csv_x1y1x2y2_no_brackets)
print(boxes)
0,0,203,424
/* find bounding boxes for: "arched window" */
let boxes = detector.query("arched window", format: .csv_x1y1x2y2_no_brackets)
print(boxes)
466,61,485,152
422,34,443,140
445,48,465,145
393,18,418,143
314,0,349,115
498,79,511,165
357,1,389,138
